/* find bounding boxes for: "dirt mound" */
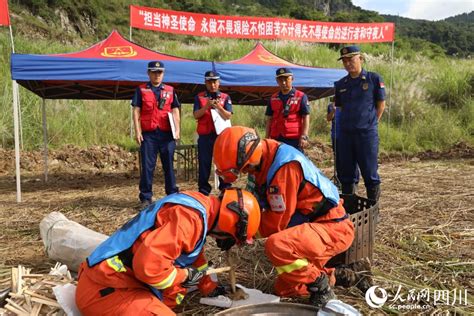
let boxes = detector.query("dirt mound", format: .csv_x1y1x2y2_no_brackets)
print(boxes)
0,145,138,176
1,142,472,178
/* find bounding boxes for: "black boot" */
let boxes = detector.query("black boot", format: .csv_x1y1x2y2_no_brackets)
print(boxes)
366,184,381,202
307,274,336,309
341,183,355,195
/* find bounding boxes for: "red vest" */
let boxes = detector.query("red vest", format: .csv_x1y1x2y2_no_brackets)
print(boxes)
196,91,229,135
139,83,174,132
269,90,305,139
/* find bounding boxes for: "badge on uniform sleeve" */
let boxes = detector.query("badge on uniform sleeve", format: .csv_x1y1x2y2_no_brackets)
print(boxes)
268,186,280,194
380,82,385,88
362,83,369,90
268,194,286,212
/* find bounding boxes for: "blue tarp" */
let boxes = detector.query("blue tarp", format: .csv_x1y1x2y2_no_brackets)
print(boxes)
10,32,346,104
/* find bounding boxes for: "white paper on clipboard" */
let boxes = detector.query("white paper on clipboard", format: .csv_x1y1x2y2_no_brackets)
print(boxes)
168,112,178,139
211,109,231,135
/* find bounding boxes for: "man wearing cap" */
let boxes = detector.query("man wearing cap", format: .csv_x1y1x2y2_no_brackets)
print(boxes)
334,45,386,201
193,71,232,195
132,61,181,206
265,67,310,152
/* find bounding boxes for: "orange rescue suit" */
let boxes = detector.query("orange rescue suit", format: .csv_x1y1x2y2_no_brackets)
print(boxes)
269,90,305,139
254,139,355,297
139,83,174,132
76,192,218,316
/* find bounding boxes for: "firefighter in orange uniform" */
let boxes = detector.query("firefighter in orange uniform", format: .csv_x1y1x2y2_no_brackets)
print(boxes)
76,189,260,316
265,68,310,152
213,126,354,309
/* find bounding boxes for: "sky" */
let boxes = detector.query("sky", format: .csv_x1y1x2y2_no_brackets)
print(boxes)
351,0,474,21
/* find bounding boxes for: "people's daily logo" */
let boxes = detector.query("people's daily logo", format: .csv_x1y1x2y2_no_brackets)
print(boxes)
365,286,388,308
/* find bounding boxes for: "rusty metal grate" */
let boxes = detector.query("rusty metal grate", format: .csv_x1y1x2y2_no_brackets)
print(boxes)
327,194,379,266
175,144,198,182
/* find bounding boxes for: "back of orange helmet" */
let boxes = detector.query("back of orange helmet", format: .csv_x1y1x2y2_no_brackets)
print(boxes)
213,126,262,183
212,188,261,250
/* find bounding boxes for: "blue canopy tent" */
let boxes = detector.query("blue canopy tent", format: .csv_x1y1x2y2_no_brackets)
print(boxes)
9,31,346,202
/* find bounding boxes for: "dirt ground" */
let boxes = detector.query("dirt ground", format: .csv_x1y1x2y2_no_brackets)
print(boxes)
0,142,473,315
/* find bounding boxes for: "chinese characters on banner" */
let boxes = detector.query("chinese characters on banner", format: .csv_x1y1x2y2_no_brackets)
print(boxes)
130,5,395,43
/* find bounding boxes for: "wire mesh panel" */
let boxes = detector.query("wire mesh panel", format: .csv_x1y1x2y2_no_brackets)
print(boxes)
327,194,379,266
175,144,198,182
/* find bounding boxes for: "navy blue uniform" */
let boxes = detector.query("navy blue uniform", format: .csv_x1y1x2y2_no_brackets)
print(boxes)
334,69,385,193
193,91,232,195
132,82,181,201
328,104,360,185
265,88,310,150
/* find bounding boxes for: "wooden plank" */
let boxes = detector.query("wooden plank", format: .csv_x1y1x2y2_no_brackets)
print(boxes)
205,266,231,275
30,297,61,308
30,303,43,316
11,267,18,294
4,304,29,316
5,298,29,313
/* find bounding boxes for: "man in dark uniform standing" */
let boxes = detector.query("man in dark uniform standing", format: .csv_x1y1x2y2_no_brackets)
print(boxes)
193,71,232,195
334,46,385,201
132,61,181,207
265,68,310,152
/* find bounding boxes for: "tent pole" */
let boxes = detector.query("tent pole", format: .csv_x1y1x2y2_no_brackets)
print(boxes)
129,26,134,139
9,24,23,150
42,99,49,182
387,40,395,137
12,80,22,203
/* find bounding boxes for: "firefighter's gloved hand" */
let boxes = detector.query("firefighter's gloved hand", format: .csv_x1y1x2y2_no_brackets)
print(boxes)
182,267,206,288
216,238,236,251
206,285,227,297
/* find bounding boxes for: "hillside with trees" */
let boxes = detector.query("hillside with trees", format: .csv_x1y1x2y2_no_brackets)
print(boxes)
7,0,472,56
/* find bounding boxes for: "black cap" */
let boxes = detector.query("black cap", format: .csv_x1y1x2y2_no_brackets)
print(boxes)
276,67,292,78
204,71,220,80
148,61,165,72
338,45,361,60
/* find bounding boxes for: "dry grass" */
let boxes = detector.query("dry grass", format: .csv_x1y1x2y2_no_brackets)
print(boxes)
0,148,473,315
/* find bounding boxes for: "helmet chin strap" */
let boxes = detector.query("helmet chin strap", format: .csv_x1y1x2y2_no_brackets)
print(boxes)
207,203,220,236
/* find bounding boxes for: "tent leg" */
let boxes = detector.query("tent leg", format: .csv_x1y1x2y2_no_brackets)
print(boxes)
42,99,48,182
12,80,22,203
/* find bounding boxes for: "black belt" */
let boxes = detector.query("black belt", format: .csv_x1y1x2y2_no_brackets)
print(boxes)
307,198,334,222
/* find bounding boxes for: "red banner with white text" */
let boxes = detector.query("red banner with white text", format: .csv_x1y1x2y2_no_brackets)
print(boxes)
0,0,11,26
130,5,394,43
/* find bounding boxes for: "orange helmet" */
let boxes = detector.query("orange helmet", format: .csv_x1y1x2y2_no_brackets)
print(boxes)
213,126,262,183
216,188,261,245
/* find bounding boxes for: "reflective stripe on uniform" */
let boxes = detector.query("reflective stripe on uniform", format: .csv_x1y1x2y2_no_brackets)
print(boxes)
197,263,208,272
106,255,127,272
176,293,185,305
275,258,309,275
151,267,178,290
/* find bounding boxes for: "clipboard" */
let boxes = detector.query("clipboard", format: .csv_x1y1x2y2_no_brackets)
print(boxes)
168,112,178,140
211,109,231,135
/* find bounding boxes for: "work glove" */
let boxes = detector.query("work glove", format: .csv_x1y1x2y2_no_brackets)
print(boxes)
182,267,206,288
215,238,236,251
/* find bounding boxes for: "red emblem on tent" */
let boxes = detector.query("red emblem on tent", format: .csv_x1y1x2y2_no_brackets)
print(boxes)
101,46,138,58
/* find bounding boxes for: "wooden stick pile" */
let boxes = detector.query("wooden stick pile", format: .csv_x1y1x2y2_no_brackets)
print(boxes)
1,263,75,316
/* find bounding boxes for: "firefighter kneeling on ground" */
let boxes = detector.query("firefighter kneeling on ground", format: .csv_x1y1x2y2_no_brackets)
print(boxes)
75,188,261,316
213,126,355,309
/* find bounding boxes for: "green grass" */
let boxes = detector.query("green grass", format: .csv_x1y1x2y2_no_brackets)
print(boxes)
1,31,473,152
